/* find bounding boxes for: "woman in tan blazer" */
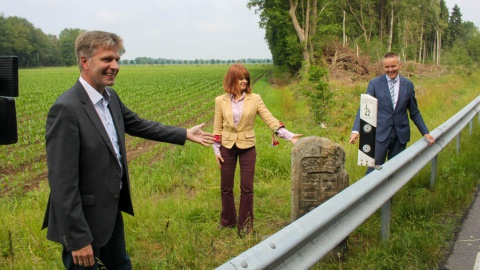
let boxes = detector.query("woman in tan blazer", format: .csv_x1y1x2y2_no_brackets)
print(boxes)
213,64,302,236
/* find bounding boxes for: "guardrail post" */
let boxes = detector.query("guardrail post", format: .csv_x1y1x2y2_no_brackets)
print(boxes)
430,155,437,188
381,198,392,243
470,120,473,136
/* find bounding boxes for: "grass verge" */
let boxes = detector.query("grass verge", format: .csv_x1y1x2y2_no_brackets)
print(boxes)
0,66,479,269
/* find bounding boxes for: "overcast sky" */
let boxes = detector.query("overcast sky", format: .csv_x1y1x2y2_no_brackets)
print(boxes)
0,0,478,61
444,0,479,28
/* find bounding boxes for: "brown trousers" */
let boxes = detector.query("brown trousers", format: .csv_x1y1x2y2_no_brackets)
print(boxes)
219,145,256,232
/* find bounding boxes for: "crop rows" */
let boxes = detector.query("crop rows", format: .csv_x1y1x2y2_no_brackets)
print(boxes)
0,64,271,195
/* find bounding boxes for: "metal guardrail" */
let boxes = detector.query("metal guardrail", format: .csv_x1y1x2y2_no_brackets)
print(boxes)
216,96,480,270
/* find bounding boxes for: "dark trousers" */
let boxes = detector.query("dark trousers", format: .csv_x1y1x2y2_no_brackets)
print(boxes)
367,128,406,174
219,145,256,232
62,211,132,270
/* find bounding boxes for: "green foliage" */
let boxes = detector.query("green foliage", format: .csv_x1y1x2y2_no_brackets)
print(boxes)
249,0,480,74
466,34,480,62
296,64,332,124
446,4,463,48
58,28,84,67
0,16,39,67
248,0,306,73
442,43,473,68
0,15,77,67
357,37,386,63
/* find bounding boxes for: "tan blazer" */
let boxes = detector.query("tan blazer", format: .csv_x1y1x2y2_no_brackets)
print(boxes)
214,92,283,149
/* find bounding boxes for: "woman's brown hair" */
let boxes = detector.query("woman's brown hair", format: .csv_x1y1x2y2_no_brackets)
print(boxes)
223,64,252,95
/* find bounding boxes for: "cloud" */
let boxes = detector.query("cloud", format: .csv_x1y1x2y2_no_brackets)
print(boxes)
0,0,273,60
95,10,122,25
192,20,228,33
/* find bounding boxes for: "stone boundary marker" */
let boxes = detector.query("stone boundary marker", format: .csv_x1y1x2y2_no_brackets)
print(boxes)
291,136,350,260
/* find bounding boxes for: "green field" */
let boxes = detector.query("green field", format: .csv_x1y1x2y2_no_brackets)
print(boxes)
1,64,480,269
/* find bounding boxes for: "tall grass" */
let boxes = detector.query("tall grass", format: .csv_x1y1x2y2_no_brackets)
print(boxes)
313,69,480,269
0,65,479,269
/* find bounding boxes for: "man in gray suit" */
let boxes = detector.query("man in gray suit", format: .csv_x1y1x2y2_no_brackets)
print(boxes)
349,52,435,174
42,30,214,269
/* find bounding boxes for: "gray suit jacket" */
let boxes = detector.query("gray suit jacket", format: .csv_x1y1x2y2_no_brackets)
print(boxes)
42,80,186,251
352,75,429,144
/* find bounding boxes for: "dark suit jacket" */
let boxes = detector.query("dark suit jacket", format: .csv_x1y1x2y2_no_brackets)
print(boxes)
42,80,187,251
352,75,429,144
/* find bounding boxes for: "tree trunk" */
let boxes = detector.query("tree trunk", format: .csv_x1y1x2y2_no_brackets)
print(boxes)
343,9,346,47
289,0,310,63
402,18,407,61
388,1,395,52
437,30,441,64
379,0,385,40
418,21,424,63
309,0,318,60
433,31,437,62
423,42,426,63
347,0,369,43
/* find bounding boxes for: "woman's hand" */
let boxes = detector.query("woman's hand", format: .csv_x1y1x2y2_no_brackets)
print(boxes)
290,134,303,144
215,155,224,168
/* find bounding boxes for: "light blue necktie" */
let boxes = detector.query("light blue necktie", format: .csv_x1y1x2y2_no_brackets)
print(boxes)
389,79,397,109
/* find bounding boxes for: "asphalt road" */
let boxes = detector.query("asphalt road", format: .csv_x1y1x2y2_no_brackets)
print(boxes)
443,189,480,270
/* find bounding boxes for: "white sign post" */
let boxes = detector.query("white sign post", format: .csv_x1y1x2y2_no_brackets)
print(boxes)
358,94,378,167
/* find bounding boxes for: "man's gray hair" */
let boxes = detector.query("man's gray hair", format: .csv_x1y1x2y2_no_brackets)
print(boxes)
384,51,401,63
75,30,124,71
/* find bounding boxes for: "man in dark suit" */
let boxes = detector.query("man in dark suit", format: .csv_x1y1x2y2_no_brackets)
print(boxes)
349,51,435,174
42,30,214,269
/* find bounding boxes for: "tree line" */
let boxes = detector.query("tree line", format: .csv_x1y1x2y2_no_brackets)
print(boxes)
0,15,84,68
247,0,480,74
2,1,478,72
0,14,271,68
128,57,272,66
244,0,480,124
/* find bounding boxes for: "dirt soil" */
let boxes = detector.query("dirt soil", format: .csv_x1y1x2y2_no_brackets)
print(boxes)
324,42,449,83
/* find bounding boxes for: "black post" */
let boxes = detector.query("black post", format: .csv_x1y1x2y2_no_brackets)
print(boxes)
0,56,19,145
